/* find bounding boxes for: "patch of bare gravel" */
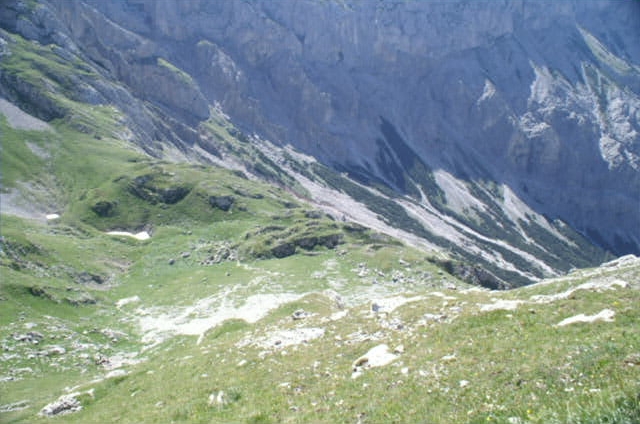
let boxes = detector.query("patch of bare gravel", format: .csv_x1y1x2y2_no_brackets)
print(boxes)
0,98,52,131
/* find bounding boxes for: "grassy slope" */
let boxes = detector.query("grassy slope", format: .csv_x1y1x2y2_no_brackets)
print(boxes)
1,89,462,423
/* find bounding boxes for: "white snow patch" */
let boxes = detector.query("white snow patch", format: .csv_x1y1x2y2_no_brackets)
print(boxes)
46,213,60,221
556,309,616,327
107,231,150,240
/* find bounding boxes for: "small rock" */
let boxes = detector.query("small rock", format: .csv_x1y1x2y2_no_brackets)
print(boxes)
623,353,640,366
12,332,44,343
393,345,405,354
181,252,191,259
39,394,81,416
441,353,457,362
168,258,175,265
208,390,226,406
47,345,66,356
292,309,310,320
0,400,29,413
459,380,470,388
351,344,398,378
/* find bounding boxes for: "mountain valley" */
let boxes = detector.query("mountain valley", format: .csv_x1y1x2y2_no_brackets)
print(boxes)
1,1,639,423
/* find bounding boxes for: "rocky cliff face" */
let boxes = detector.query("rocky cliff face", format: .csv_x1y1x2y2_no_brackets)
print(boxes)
1,0,638,279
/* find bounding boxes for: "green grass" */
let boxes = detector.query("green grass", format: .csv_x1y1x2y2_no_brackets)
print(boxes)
157,57,196,86
6,261,634,424
2,204,638,424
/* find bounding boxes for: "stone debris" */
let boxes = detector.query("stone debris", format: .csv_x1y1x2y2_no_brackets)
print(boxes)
239,327,325,350
97,351,142,370
322,289,345,310
139,292,302,347
378,317,405,331
479,277,629,314
370,296,423,314
601,254,639,269
530,278,628,304
344,330,386,345
556,309,616,327
0,400,29,413
39,394,82,416
12,331,44,344
100,328,128,342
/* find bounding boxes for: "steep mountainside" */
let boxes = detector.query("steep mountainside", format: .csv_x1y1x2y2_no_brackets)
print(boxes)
1,0,638,286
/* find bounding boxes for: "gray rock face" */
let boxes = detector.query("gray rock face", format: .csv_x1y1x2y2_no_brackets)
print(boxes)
1,0,638,259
